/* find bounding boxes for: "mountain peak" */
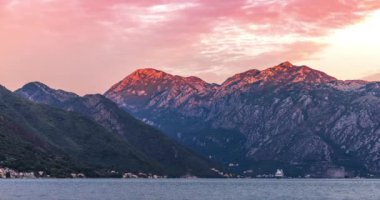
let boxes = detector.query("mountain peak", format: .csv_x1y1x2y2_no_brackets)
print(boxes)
131,68,170,79
16,82,78,104
278,61,294,68
261,62,337,84
271,61,297,72
23,81,50,90
220,62,337,90
106,68,173,94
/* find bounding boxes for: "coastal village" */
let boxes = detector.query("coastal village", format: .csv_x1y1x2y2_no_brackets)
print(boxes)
0,166,169,179
0,166,287,179
0,167,41,179
0,166,85,179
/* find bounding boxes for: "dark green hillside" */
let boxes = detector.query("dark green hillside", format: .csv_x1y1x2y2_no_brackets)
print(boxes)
0,85,158,177
16,82,220,177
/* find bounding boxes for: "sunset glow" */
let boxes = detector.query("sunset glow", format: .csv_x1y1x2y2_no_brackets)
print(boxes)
1,0,380,94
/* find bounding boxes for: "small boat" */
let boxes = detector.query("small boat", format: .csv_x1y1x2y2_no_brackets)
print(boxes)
275,169,284,178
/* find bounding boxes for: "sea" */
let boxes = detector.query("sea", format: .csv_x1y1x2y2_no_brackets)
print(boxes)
0,179,379,200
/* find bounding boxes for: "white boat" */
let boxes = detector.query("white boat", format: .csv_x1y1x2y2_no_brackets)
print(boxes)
275,169,284,178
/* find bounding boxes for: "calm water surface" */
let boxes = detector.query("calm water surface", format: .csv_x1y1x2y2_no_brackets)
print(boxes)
0,179,379,200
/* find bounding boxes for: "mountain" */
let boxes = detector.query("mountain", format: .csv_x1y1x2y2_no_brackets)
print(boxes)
105,62,337,117
106,68,217,113
105,62,380,178
16,82,220,178
0,85,158,177
105,68,246,168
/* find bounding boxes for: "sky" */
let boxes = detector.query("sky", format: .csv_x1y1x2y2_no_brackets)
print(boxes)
1,0,380,95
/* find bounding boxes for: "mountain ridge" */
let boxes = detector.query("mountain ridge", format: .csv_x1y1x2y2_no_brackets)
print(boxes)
16,82,221,178
104,62,380,178
108,61,340,90
0,85,159,177
5,61,380,178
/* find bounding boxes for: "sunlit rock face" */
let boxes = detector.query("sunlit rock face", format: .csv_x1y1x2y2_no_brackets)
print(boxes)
106,62,380,177
105,68,217,117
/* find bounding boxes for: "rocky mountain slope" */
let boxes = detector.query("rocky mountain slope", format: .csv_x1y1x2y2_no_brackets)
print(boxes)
16,82,220,178
105,62,380,177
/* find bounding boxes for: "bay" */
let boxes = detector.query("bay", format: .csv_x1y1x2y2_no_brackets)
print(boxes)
0,179,379,200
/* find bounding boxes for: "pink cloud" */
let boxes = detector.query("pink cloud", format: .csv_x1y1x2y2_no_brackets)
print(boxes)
0,0,379,94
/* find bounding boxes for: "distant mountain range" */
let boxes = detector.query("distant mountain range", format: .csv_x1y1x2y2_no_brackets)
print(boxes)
2,61,379,178
105,62,380,178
